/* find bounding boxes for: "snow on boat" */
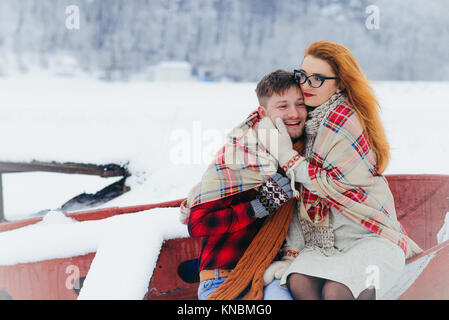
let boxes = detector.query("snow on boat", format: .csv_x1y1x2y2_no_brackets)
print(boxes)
0,174,448,300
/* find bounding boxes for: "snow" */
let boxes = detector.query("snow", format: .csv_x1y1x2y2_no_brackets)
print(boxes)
2,172,122,220
380,252,436,300
0,72,257,219
77,208,188,300
437,212,449,244
40,209,78,225
0,207,188,299
0,73,448,299
149,61,193,82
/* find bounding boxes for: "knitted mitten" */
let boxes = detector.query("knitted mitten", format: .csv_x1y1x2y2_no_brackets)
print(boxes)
262,256,294,287
257,117,299,168
251,173,293,218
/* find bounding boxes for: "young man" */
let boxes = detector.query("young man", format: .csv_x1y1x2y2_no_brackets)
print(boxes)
187,70,307,300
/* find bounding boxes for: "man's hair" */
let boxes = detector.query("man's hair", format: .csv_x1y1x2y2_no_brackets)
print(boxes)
255,69,298,107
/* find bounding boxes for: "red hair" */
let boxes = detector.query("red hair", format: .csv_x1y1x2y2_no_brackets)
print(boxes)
304,40,390,173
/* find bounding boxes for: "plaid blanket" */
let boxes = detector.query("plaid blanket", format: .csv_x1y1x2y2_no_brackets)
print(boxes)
180,111,278,224
297,101,423,259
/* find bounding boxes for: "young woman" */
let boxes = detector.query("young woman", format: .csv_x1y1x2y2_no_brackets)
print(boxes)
259,40,422,300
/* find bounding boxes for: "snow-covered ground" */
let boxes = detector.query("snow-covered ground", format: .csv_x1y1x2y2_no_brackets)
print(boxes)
1,73,448,219
0,73,448,299
0,72,258,219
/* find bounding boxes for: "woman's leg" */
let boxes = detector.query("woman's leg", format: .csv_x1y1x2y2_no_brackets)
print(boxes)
321,280,354,300
321,280,376,300
357,286,376,300
287,273,324,300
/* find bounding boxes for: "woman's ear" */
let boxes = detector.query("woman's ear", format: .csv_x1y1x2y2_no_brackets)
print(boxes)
337,81,345,93
258,105,266,118
336,80,345,93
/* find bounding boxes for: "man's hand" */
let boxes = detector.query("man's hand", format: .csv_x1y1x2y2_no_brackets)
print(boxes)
250,172,292,218
257,117,299,168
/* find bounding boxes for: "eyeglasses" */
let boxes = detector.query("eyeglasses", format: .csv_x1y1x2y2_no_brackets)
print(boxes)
293,69,338,88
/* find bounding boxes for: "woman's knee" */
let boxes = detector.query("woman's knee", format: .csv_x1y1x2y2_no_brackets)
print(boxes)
287,273,322,300
321,280,354,300
288,273,315,289
357,287,376,300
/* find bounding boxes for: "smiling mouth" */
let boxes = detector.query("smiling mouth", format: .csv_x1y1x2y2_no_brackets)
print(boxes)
284,121,301,126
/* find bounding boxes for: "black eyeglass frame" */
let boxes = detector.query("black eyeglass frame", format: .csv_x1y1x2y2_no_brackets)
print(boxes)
293,69,338,88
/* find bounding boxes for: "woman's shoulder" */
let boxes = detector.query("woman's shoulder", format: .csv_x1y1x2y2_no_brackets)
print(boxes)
324,100,360,133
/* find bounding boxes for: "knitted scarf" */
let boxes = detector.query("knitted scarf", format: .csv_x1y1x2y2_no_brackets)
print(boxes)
304,92,346,160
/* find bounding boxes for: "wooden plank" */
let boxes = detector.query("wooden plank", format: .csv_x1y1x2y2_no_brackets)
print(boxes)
60,177,130,211
0,161,129,178
0,161,130,222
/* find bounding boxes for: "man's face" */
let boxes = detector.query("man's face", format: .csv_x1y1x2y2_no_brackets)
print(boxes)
258,86,307,140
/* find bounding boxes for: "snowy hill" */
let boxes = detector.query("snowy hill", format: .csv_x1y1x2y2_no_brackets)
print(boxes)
1,0,449,81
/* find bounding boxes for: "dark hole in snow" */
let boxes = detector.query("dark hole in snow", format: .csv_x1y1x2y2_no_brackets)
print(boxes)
177,259,200,284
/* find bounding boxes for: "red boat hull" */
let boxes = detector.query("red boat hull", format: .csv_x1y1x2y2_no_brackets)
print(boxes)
0,174,448,300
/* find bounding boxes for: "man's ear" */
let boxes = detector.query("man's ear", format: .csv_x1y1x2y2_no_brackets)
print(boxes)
258,105,266,118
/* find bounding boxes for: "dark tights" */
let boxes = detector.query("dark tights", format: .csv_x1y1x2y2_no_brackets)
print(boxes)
287,273,376,300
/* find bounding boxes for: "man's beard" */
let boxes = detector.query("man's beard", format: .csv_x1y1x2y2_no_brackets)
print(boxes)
291,135,303,144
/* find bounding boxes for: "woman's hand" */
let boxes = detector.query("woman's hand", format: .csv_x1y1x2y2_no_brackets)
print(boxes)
263,256,294,286
257,117,298,168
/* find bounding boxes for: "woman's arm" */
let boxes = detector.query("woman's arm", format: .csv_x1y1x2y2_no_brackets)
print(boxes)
286,158,319,194
257,115,372,199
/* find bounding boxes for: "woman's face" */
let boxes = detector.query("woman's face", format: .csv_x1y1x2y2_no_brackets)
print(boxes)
299,55,340,107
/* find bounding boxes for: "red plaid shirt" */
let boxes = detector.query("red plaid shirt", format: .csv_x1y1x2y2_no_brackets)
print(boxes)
187,188,265,272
